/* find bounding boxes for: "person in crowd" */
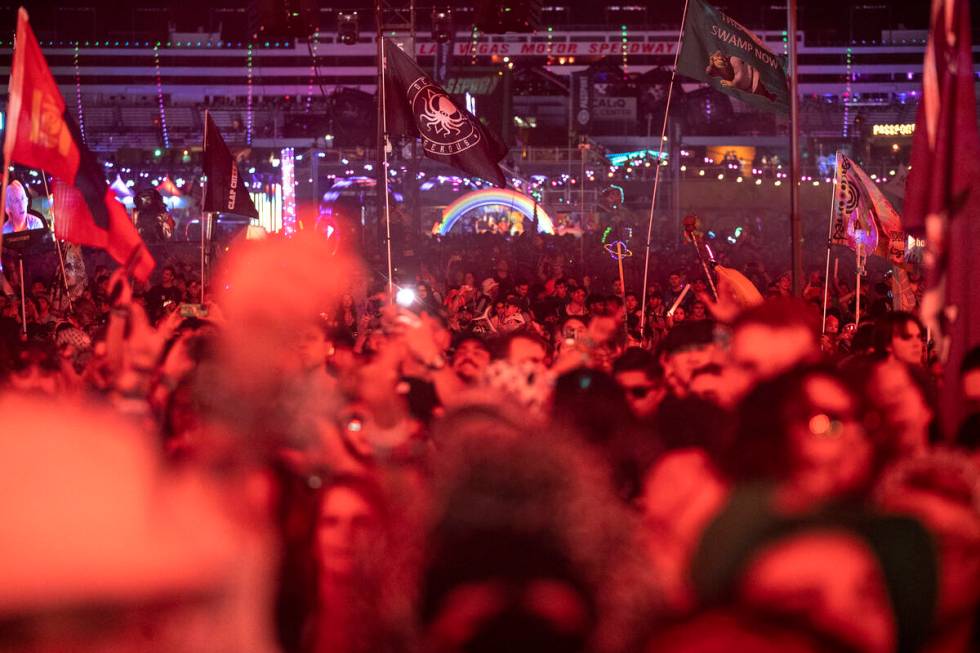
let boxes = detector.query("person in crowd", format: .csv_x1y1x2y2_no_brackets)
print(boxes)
872,311,926,367
2,180,45,234
613,347,666,421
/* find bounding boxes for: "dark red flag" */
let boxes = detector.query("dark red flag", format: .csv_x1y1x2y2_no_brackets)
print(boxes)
3,8,153,281
904,0,980,434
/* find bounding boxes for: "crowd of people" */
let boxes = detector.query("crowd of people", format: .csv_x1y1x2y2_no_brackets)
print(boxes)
0,226,977,653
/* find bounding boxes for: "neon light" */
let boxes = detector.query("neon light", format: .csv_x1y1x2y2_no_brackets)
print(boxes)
872,123,915,136
281,147,297,235
438,189,555,235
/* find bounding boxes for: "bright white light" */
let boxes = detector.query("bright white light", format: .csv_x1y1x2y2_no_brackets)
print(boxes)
395,288,416,307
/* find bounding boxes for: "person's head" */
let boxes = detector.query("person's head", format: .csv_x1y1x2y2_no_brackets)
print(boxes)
161,266,175,286
515,280,529,297
296,320,333,372
316,474,388,581
452,335,491,384
726,365,874,503
672,306,686,322
625,292,639,312
554,279,569,299
690,301,707,321
0,395,271,652
558,316,588,344
872,312,925,366
613,347,666,419
570,286,586,305
961,345,980,415
658,321,717,397
668,272,683,290
846,356,934,462
501,331,549,368
5,180,29,225
30,280,45,298
727,298,819,401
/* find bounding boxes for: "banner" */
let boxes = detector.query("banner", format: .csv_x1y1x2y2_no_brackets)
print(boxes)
676,0,789,114
202,112,259,219
383,39,507,187
571,70,594,133
831,152,903,259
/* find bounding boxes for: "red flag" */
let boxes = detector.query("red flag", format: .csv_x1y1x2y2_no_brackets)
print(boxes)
4,9,154,281
904,0,980,434
3,8,79,183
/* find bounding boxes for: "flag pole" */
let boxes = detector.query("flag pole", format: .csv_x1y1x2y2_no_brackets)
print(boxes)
855,242,863,327
376,31,394,299
640,0,690,337
40,170,74,312
201,110,209,304
787,0,803,296
821,156,838,333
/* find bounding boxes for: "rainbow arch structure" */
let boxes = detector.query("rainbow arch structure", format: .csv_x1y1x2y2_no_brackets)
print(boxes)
437,188,555,235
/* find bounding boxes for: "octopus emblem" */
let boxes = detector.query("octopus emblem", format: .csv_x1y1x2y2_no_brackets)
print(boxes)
419,91,467,137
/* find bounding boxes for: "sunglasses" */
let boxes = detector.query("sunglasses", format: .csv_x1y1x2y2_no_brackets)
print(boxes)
625,385,656,399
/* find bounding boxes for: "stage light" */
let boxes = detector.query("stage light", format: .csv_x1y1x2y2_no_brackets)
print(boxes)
396,288,416,307
338,12,359,46
698,170,705,176
153,148,162,157
680,165,687,171
755,179,762,185
432,8,453,44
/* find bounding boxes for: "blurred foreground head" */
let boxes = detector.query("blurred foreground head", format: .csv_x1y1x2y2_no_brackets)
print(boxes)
421,406,657,653
207,234,359,451
0,394,276,653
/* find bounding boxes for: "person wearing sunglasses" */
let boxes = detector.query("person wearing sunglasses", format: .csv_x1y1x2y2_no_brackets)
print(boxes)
613,347,666,421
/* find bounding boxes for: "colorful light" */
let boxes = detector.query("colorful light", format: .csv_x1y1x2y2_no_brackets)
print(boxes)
843,47,853,137
246,44,254,145
153,44,169,148
74,42,86,144
438,189,555,235
621,24,629,77
306,31,319,113
280,147,297,235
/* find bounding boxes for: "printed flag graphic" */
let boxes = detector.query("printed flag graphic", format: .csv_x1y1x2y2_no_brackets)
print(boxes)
677,0,789,114
4,8,153,281
383,39,508,187
830,152,904,259
202,112,258,219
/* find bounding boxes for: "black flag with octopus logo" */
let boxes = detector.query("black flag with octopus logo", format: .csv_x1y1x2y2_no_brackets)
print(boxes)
383,38,508,187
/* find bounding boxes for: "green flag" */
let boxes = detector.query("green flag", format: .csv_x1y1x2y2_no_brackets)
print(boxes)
676,0,789,114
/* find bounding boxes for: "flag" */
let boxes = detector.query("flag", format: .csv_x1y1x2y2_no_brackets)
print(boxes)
4,8,154,281
382,39,508,187
830,152,904,259
201,112,258,218
2,8,78,183
903,0,980,434
676,0,789,114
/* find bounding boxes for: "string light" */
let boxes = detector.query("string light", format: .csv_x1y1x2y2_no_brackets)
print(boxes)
843,47,853,137
546,26,554,70
152,43,169,148
621,24,629,77
470,25,479,65
306,31,318,113
246,43,255,145
74,41,86,144
280,147,296,235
